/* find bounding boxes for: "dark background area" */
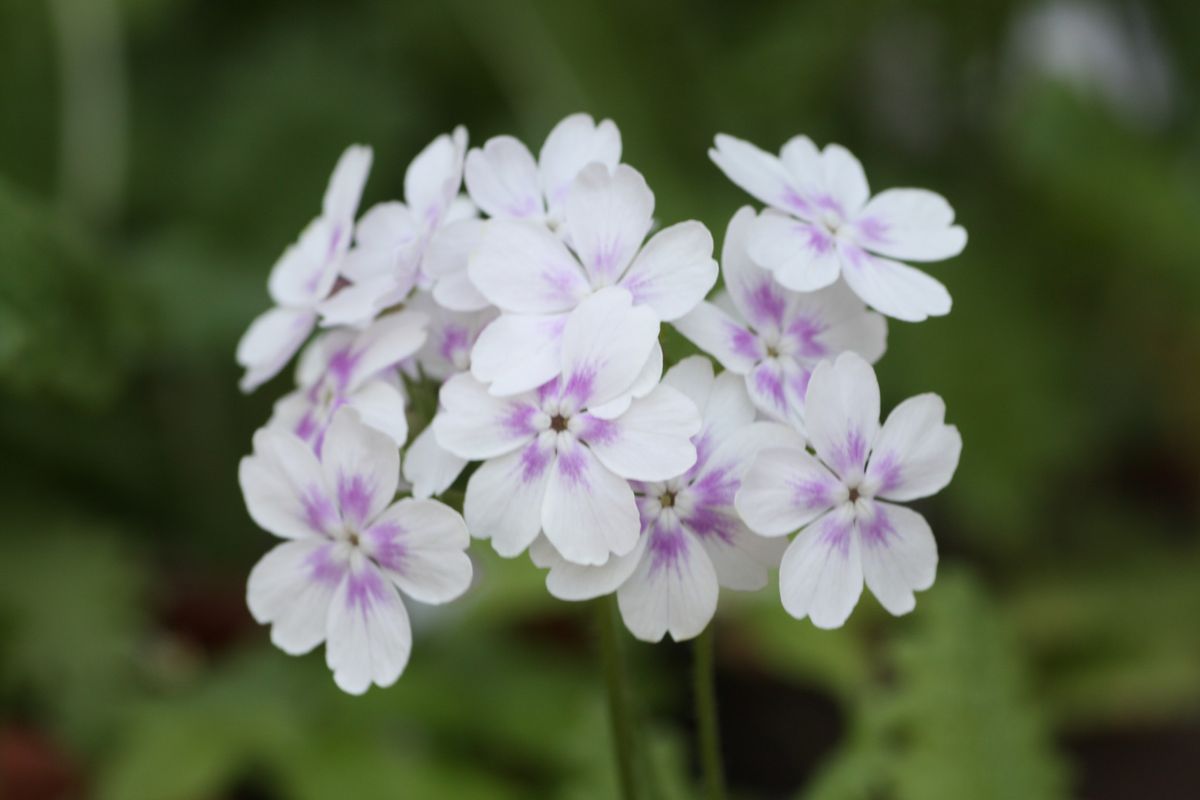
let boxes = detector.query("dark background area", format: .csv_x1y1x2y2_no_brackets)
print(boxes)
1,0,1198,797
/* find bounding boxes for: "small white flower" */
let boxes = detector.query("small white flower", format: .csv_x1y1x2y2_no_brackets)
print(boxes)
318,127,480,326
241,408,473,694
465,112,622,230
434,288,701,566
400,293,499,499
710,133,967,322
237,145,372,392
269,310,428,452
529,357,800,642
675,207,886,429
735,352,962,629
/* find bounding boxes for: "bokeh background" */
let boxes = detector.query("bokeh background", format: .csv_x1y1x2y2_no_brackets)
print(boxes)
2,0,1198,797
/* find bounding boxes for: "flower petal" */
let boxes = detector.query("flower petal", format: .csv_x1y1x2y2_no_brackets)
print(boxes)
346,378,408,448
542,435,640,565
804,353,880,477
618,221,717,321
744,359,791,424
268,219,341,307
317,274,406,329
320,408,400,529
694,518,788,592
708,134,804,214
867,393,961,502
325,557,412,695
469,219,590,313
719,207,792,332
470,312,568,395
859,501,937,616
582,384,701,482
855,188,966,262
248,539,346,655
818,143,870,217
538,113,622,213
530,534,647,601
322,144,373,223
586,341,663,420
433,373,539,460
465,436,555,557
237,307,316,393
617,517,719,642
365,498,472,605
747,211,841,293
785,281,888,366
838,242,951,322
735,444,840,537
695,369,758,451
778,507,863,629
564,163,654,286
464,135,544,220
660,354,714,411
240,426,337,539
559,287,659,409
346,310,429,391
402,420,468,499
673,301,762,374
404,127,467,229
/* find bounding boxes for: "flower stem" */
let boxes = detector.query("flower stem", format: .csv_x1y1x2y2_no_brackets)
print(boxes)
694,625,727,800
597,595,641,800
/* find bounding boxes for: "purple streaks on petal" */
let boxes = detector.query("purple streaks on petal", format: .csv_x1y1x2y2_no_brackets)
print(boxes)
648,519,688,574
302,486,337,534
519,440,552,483
439,324,471,364
729,324,763,361
684,506,738,544
869,452,903,495
365,520,407,572
536,376,562,405
804,226,835,255
781,188,813,216
829,429,869,475
791,477,835,511
856,216,889,244
337,473,376,527
747,281,786,327
327,347,361,391
817,514,853,557
542,262,585,303
787,368,813,408
578,414,618,445
555,446,590,488
563,367,596,405
752,364,786,409
813,194,844,218
785,316,827,360
840,243,871,270
344,566,390,615
306,544,346,585
859,504,895,547
691,462,738,509
501,402,538,438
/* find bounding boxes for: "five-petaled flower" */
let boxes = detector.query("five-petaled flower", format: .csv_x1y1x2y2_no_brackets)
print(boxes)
735,352,961,628
710,133,967,322
676,207,886,428
530,357,800,642
242,408,473,694
435,289,701,565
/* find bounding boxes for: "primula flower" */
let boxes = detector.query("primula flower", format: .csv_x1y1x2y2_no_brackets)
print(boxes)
676,207,886,428
710,134,967,322
318,127,479,326
468,163,717,395
465,112,621,230
434,288,701,565
241,408,473,694
735,352,961,628
529,357,801,642
400,294,499,499
237,145,372,391
269,310,428,452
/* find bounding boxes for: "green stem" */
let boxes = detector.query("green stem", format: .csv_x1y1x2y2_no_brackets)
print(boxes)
694,626,727,800
597,595,641,800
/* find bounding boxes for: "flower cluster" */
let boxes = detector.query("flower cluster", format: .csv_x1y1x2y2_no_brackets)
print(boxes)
236,115,965,692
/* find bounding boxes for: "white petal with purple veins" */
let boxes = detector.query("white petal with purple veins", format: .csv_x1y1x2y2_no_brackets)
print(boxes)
539,113,622,213
818,144,870,217
744,359,790,423
240,427,337,539
268,219,342,307
465,436,555,556
404,127,467,229
617,518,719,642
735,444,839,537
470,312,569,396
237,307,316,393
469,220,590,313
582,384,700,482
804,353,880,477
587,342,663,420
867,394,961,502
248,539,345,655
748,211,841,293
708,134,802,214
558,288,658,409
325,556,412,695
403,421,468,499
837,242,951,322
365,498,472,605
564,164,654,286
541,436,640,566
618,221,717,321
859,501,937,616
320,409,400,530
434,373,538,460
673,302,761,375
778,507,864,629
855,188,966,262
347,310,429,391
465,136,543,220
694,518,788,592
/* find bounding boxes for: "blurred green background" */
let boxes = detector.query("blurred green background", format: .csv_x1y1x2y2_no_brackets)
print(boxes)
1,0,1198,797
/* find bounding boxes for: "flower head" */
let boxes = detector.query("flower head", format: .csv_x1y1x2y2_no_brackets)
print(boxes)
710,134,967,321
241,408,473,694
676,207,886,429
435,289,701,565
530,357,800,641
735,352,961,628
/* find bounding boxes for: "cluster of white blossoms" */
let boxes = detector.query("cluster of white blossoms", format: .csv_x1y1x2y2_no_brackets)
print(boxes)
236,115,965,692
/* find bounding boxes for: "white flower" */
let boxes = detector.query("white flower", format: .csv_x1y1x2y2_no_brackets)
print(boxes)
318,127,480,326
237,145,372,392
400,293,499,499
269,310,428,452
675,207,887,429
465,112,622,229
735,352,961,629
241,408,473,694
710,134,967,322
468,163,717,395
529,357,800,642
434,288,701,565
